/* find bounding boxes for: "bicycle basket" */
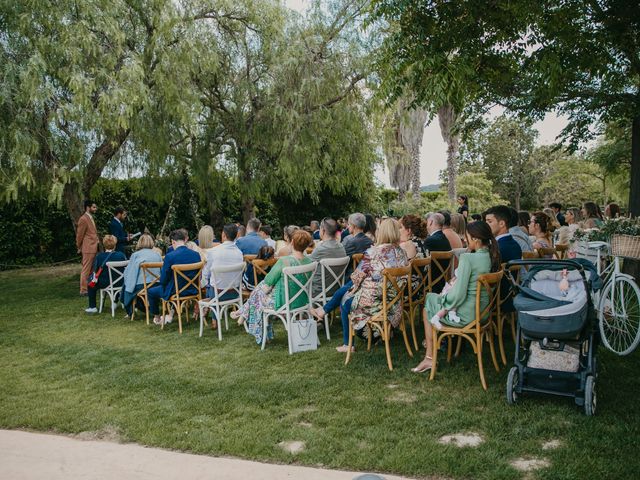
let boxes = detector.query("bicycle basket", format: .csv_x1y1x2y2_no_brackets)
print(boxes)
611,234,640,260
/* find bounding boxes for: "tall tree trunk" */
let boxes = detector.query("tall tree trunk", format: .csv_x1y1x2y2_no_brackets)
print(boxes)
63,181,83,228
629,116,640,217
438,104,460,203
410,150,421,200
241,196,255,223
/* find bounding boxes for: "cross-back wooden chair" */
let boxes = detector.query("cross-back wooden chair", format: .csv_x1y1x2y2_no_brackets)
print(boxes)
99,260,129,317
351,253,364,272
429,270,503,390
312,256,350,341
241,257,277,300
262,261,318,354
161,261,204,333
345,266,414,371
521,251,539,271
496,263,522,366
554,243,569,260
427,251,454,292
243,254,257,263
537,247,558,259
405,257,431,351
132,261,163,324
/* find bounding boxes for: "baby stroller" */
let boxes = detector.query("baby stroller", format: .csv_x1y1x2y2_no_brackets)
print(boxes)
504,259,602,415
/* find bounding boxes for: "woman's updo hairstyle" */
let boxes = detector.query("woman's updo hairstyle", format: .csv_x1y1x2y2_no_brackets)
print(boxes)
400,214,428,239
466,220,501,273
531,211,550,233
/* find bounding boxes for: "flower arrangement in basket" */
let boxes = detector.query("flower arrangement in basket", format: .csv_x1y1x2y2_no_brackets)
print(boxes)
574,217,640,259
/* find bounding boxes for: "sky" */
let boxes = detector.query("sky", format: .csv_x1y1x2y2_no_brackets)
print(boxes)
283,0,571,187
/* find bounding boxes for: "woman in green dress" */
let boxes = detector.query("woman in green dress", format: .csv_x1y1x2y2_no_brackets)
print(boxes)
412,221,501,373
232,230,314,344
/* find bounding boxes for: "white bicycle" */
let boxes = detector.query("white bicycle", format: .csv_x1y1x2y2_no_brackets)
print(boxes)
584,241,640,355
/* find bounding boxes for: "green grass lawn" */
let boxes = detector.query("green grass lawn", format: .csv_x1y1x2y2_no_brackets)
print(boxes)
1,265,639,479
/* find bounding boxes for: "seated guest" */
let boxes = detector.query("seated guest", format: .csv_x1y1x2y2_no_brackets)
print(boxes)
147,229,202,325
485,206,522,311
582,201,604,228
517,211,531,236
335,218,409,353
412,221,501,373
259,225,276,249
195,225,219,286
85,235,127,313
470,213,482,222
423,212,452,293
549,202,566,226
604,202,621,219
529,212,553,256
310,220,321,241
203,224,244,303
450,213,467,247
237,224,246,238
508,207,532,252
309,218,347,298
232,230,314,345
399,214,428,260
543,207,561,233
364,214,377,242
276,225,299,258
122,234,162,317
236,218,268,289
342,212,374,278
558,207,583,245
439,210,463,249
109,207,131,256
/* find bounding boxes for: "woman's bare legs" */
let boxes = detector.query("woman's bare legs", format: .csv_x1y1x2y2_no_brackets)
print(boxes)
412,310,433,372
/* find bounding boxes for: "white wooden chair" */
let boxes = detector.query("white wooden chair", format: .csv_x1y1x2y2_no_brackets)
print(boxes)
312,257,350,341
262,261,318,354
198,262,245,341
99,260,129,317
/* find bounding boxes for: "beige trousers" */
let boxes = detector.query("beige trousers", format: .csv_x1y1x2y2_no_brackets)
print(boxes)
80,252,97,294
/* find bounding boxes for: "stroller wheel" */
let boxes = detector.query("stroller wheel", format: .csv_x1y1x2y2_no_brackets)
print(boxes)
506,367,519,405
584,375,596,416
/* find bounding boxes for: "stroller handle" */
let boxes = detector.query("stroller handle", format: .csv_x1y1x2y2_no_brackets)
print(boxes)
505,259,584,270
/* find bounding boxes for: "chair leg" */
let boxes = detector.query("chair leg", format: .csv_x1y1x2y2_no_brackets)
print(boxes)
447,337,453,363
198,303,205,338
324,314,330,341
488,328,500,372
161,301,166,330
409,304,419,351
400,318,414,358
99,290,104,313
476,334,488,391
455,336,463,358
177,301,183,334
111,293,116,318
345,318,354,365
367,324,372,352
217,306,223,341
384,323,393,371
498,315,507,366
429,327,439,381
261,315,268,351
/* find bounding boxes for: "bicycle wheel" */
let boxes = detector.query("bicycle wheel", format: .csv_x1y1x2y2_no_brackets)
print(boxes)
598,276,640,355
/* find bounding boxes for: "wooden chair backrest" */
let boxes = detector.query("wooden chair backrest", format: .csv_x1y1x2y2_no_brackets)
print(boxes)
352,253,364,271
408,257,431,302
243,254,257,263
171,262,204,299
554,243,569,259
381,266,411,321
522,251,539,260
252,257,277,286
537,247,558,258
140,262,163,291
475,270,503,325
428,251,454,290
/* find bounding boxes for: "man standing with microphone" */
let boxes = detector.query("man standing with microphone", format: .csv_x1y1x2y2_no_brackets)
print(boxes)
109,206,133,257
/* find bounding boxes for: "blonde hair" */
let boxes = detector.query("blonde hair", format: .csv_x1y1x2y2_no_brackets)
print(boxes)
102,235,117,250
543,208,560,232
136,233,155,250
198,225,215,249
375,218,401,245
450,213,466,238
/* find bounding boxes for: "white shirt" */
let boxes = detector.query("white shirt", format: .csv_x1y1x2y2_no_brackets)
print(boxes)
495,233,510,241
203,241,244,290
265,238,276,249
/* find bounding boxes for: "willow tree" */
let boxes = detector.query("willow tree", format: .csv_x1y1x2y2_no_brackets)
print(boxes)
192,0,377,221
0,0,257,224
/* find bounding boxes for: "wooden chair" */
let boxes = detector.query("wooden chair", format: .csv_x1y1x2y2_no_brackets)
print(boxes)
99,260,129,317
429,270,503,390
241,257,277,300
243,254,257,263
405,257,431,351
132,261,163,324
537,247,558,259
312,256,350,341
427,251,454,292
554,243,569,260
161,262,204,333
351,253,364,271
345,266,414,371
261,261,318,354
305,242,315,255
496,263,522,365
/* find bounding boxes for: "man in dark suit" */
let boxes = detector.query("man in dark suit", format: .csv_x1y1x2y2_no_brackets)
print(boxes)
109,207,130,256
147,229,202,326
341,212,373,278
423,212,452,293
550,202,566,226
485,205,523,311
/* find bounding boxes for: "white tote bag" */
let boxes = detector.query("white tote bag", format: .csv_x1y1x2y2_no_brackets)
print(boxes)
290,317,318,353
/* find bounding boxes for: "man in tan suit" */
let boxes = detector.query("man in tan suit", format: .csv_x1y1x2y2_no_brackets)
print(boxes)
76,200,99,295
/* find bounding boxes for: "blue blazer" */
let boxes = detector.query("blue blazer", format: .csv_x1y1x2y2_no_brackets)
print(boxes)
159,246,202,300
498,234,522,312
109,218,128,255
